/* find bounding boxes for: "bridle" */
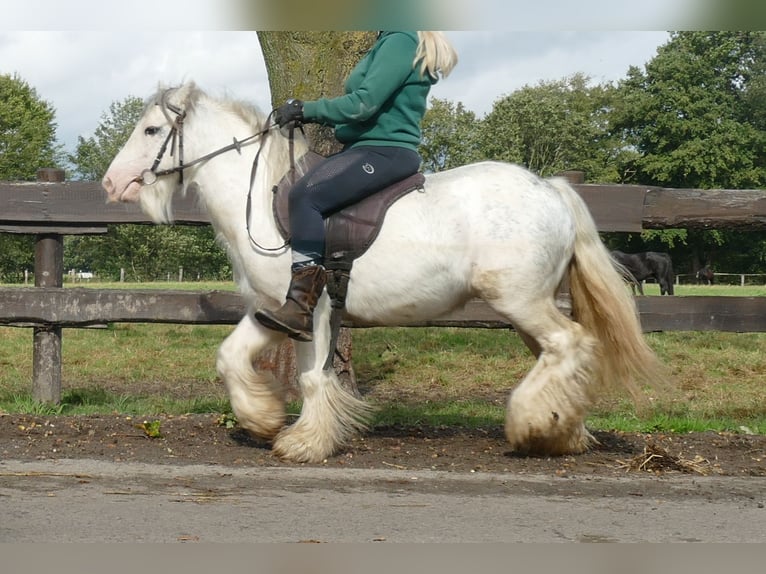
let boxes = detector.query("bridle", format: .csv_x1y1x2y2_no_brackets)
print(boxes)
135,89,275,187
136,88,293,253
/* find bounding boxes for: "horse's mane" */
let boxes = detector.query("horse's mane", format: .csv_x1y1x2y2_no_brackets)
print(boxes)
149,81,270,132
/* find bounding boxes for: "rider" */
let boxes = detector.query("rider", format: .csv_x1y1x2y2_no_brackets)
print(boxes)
255,31,458,341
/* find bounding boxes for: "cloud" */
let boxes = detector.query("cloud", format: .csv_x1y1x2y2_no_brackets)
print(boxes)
430,31,668,116
1,30,669,155
0,31,270,152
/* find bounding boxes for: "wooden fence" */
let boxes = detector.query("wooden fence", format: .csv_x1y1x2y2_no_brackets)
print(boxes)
3,168,766,402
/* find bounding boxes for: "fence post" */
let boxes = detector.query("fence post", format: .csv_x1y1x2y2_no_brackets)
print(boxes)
558,170,585,184
32,168,66,404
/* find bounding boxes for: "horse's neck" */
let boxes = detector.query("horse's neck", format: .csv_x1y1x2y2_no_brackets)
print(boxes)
185,104,302,296
188,106,287,241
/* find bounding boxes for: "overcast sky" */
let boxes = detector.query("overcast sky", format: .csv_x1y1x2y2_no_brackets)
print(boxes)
4,0,712,155
1,30,670,154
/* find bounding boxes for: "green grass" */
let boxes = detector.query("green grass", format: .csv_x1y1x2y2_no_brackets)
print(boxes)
2,281,766,435
586,412,765,435
639,282,766,297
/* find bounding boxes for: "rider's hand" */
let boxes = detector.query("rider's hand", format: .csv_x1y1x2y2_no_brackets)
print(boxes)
274,98,304,127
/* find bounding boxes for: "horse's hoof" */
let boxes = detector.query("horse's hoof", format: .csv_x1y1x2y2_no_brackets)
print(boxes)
505,418,595,456
272,428,334,463
234,413,285,442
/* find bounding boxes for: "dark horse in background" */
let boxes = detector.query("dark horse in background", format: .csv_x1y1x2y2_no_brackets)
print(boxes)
696,265,715,285
610,251,675,295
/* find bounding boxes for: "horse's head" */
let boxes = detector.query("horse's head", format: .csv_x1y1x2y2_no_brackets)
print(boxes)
103,80,308,226
102,82,199,223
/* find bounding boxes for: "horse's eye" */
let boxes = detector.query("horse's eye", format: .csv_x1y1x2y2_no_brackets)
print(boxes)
144,126,161,136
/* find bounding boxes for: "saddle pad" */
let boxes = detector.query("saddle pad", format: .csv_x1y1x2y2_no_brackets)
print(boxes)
272,153,425,263
325,172,425,263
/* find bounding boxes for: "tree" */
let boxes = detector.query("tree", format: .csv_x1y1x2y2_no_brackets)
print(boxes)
258,31,377,155
419,98,483,172
0,73,61,180
742,33,766,133
66,96,231,280
0,236,34,283
69,96,145,181
609,31,766,273
0,73,64,282
479,73,622,181
613,32,766,190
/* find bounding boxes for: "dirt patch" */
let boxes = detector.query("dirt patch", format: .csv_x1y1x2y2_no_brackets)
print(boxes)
2,413,765,477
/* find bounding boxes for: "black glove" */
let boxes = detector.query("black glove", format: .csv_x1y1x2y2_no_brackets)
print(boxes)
274,98,304,127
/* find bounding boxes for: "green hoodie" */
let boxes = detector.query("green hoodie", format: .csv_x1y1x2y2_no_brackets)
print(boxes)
302,31,437,151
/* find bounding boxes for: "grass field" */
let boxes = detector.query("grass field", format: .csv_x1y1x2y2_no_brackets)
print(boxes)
1,281,765,434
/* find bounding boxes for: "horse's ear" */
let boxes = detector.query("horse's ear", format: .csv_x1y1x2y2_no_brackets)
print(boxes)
175,81,190,97
168,81,199,111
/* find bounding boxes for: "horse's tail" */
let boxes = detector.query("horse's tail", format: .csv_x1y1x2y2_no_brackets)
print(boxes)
549,177,665,399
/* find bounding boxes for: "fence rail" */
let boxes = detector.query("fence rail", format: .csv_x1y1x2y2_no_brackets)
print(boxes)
3,169,766,403
3,286,766,332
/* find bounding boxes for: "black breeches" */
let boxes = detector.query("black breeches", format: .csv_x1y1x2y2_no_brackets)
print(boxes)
288,145,420,262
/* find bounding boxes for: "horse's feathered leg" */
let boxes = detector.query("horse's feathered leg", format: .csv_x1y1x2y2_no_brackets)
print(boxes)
477,176,665,456
494,296,599,455
271,293,375,463
216,314,288,439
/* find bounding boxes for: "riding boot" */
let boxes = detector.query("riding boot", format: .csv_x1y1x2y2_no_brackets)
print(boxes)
254,265,327,342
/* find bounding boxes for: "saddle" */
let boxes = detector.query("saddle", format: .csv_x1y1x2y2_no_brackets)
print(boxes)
271,150,425,369
272,150,426,306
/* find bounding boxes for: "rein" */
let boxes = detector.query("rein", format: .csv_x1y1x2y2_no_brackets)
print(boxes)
244,124,305,253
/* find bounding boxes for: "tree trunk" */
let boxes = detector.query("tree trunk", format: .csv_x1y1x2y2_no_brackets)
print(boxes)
256,32,377,397
258,31,376,155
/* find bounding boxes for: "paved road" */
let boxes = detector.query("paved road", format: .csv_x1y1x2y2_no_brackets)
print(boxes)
1,458,765,542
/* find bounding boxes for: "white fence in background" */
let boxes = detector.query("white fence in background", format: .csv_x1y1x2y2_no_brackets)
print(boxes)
674,273,766,286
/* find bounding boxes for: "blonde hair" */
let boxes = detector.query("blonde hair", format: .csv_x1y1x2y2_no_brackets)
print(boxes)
414,31,458,80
